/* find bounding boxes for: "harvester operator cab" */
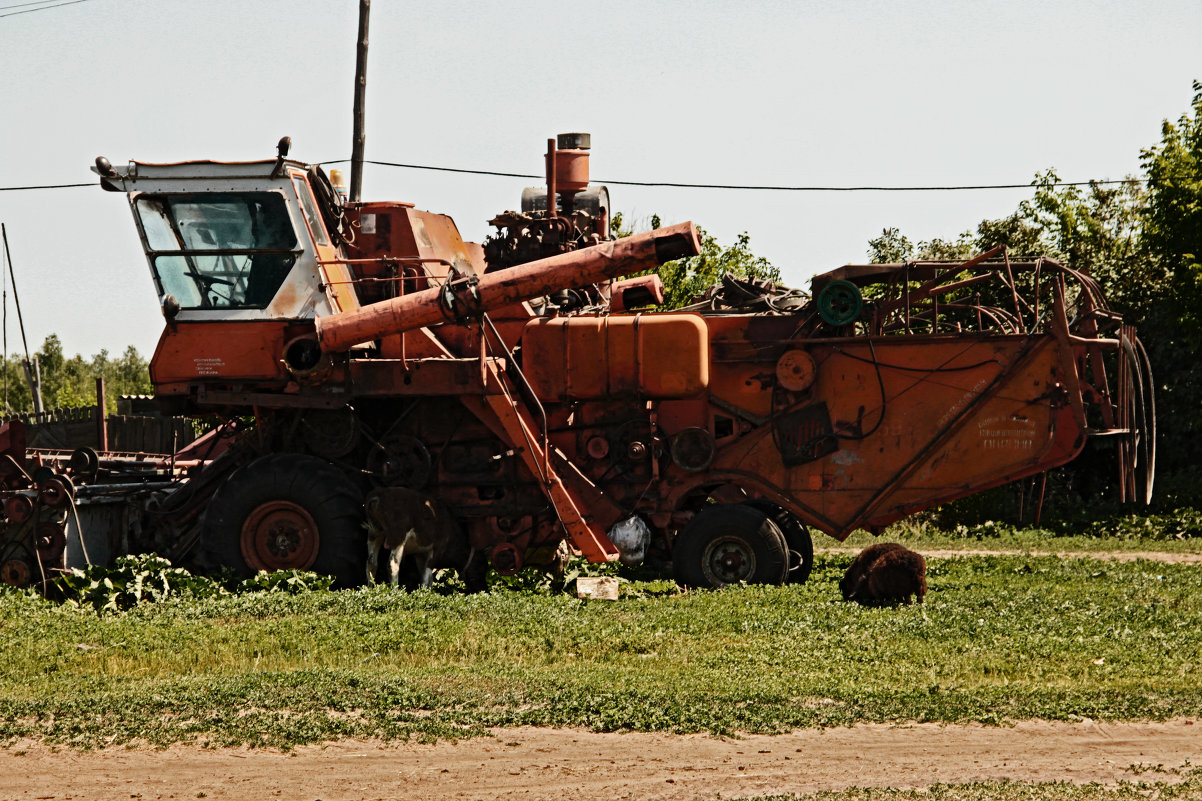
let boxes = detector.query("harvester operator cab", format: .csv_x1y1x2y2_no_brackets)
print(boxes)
93,156,355,322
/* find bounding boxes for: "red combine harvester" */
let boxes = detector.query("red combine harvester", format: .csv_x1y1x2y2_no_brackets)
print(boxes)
0,134,1154,590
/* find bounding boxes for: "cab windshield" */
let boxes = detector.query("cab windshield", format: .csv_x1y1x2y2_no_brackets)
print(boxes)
135,192,301,309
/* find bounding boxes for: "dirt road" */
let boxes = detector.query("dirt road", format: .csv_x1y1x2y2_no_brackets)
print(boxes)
3,719,1199,801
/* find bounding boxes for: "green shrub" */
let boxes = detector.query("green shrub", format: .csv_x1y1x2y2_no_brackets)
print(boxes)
49,555,334,613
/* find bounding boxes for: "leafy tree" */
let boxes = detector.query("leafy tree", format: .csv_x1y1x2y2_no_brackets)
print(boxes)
866,227,913,263
868,226,981,263
973,212,1049,259
1136,80,1202,487
1013,171,1149,307
1142,80,1202,336
612,212,780,308
1,334,152,415
914,233,977,261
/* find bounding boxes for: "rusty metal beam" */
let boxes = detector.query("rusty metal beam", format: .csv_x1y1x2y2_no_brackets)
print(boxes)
315,222,700,352
347,357,504,396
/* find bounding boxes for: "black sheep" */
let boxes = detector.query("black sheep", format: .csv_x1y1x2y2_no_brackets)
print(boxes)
841,542,926,605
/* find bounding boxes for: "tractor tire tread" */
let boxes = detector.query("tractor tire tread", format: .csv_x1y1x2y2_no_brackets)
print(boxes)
672,503,789,588
201,453,366,588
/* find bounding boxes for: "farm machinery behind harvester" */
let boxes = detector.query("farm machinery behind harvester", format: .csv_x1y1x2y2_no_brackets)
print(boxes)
0,133,1155,590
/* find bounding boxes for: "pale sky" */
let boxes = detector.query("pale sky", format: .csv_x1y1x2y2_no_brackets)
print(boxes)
1,0,1199,359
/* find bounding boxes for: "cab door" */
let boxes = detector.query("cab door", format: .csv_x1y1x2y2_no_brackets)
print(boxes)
288,170,359,315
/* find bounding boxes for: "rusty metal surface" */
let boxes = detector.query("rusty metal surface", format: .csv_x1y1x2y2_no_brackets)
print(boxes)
522,315,709,401
348,357,501,397
150,320,297,386
315,222,701,352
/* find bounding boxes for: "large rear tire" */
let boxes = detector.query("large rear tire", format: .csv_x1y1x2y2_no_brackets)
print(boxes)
672,504,789,588
202,453,366,588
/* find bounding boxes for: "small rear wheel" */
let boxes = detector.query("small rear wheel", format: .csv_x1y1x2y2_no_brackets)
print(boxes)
202,453,366,587
746,500,814,584
672,504,789,588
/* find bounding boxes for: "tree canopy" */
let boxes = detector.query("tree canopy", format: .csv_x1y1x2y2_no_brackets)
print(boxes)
611,212,780,309
1,334,152,416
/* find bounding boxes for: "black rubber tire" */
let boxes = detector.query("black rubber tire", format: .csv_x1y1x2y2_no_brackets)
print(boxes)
746,500,814,584
201,453,366,588
672,503,789,588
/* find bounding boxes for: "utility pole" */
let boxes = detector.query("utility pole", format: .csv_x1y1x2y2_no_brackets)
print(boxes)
1,224,41,415
2,221,7,413
349,0,370,203
96,376,108,451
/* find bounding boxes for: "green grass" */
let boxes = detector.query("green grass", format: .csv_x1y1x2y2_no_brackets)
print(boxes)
830,510,1202,555
1,551,1200,748
735,770,1202,800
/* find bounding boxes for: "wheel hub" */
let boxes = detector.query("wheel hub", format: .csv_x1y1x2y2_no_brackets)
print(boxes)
702,536,757,586
0,558,32,587
241,501,320,571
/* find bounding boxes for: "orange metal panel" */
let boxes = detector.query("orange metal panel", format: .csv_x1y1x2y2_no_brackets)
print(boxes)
523,314,710,401
149,321,293,386
411,210,477,275
681,335,1083,540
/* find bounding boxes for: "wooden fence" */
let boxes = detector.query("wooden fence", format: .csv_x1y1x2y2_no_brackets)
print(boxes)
5,400,196,454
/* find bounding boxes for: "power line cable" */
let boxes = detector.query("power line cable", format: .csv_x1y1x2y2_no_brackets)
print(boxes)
0,0,97,18
0,182,93,191
330,159,1144,192
1,165,1143,194
0,0,67,10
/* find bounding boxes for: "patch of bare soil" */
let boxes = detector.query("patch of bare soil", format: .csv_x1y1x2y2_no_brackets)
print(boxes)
819,547,1202,564
3,720,1199,801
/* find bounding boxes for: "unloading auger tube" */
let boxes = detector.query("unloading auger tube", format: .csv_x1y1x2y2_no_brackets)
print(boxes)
314,222,701,352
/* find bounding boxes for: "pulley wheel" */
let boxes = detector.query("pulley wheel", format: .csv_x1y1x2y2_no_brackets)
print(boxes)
817,280,863,326
5,494,34,523
39,476,74,508
31,466,56,487
670,427,717,472
69,447,100,479
776,349,817,392
586,436,610,460
366,434,432,488
611,419,654,467
0,558,32,587
490,542,522,576
300,408,361,459
35,522,67,564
